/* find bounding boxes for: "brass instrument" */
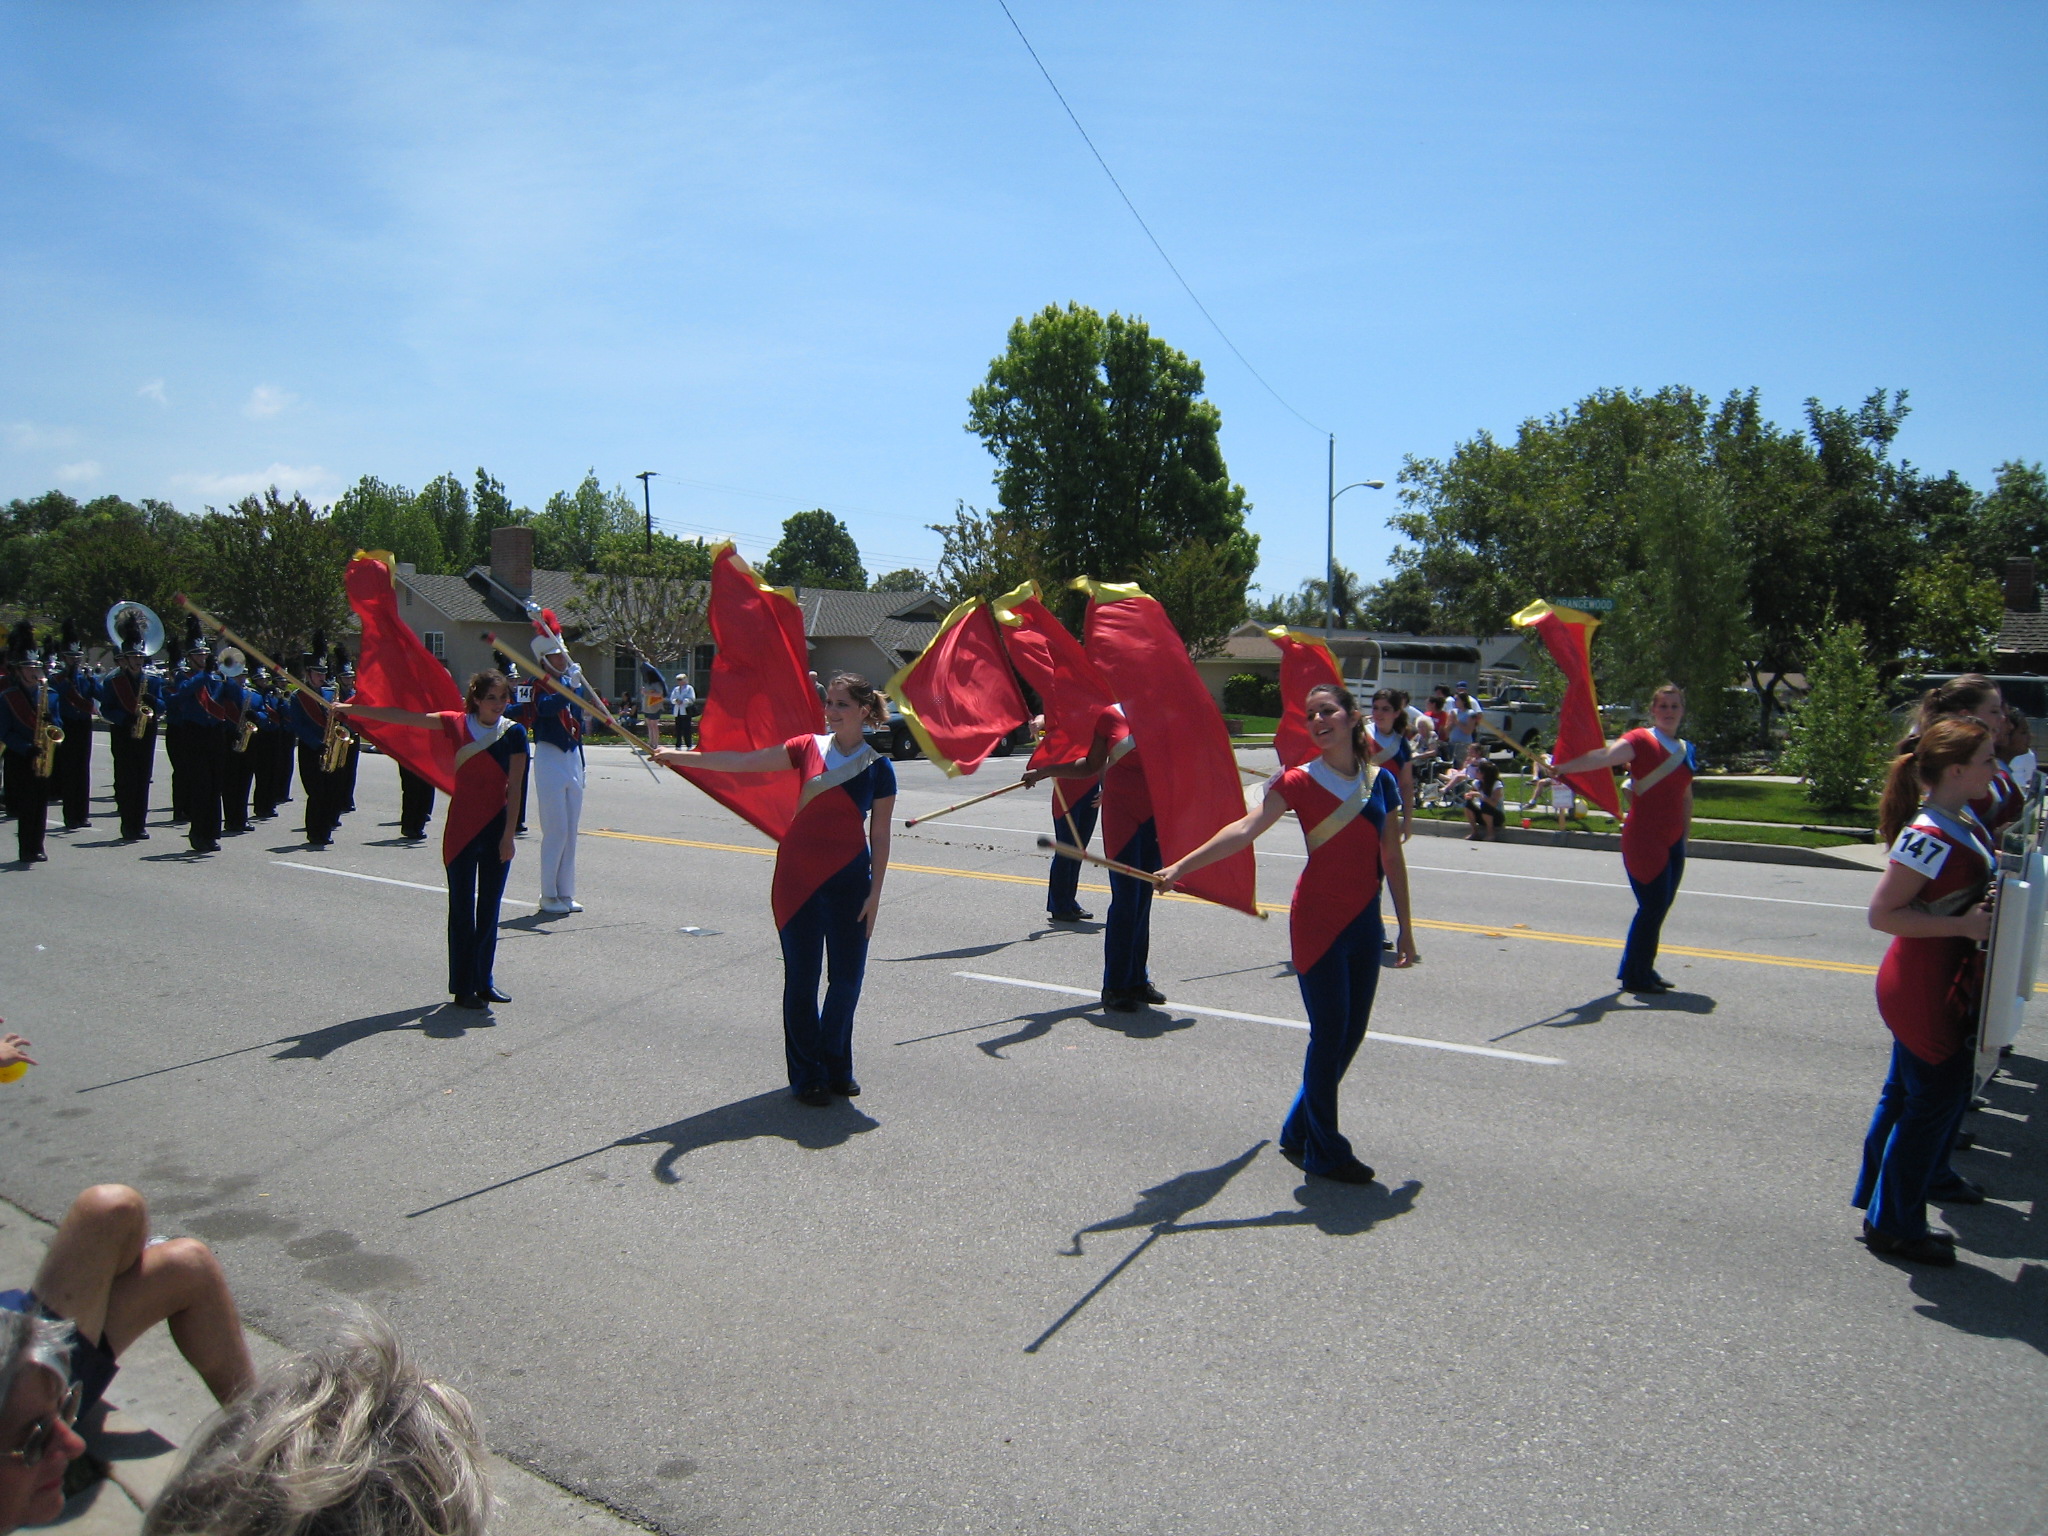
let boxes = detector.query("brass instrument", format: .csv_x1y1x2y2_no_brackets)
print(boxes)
320,708,354,774
234,711,258,753
105,601,164,739
32,689,62,778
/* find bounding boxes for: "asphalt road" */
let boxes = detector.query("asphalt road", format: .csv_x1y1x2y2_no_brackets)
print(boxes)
2,743,2042,1535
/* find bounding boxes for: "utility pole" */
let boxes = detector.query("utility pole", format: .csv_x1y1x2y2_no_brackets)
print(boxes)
636,470,658,555
1324,434,1385,635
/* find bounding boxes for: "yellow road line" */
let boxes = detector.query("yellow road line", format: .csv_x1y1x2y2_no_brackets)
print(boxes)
589,828,1887,980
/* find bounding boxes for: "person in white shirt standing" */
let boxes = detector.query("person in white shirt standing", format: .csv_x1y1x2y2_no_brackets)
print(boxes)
668,672,696,748
517,606,594,916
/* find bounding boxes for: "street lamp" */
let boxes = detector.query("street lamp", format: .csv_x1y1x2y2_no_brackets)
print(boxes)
635,470,658,554
1325,434,1385,635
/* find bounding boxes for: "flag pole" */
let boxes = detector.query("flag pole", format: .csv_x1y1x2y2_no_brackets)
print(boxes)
1036,837,1268,921
483,631,661,776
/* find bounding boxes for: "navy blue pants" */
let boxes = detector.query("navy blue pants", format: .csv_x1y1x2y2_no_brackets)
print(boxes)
446,815,509,998
1620,840,1686,987
779,855,871,1092
1102,820,1159,995
1283,901,1383,1174
1047,783,1101,916
1853,1040,1975,1240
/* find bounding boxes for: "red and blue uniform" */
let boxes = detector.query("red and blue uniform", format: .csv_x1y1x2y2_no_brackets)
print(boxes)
436,712,530,1000
1618,727,1694,989
1096,708,1157,997
1969,767,2023,842
1853,804,1992,1243
1268,758,1404,1176
1046,773,1101,920
772,734,897,1095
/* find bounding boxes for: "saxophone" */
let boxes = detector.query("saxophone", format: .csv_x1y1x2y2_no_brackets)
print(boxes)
319,698,353,774
233,707,258,754
131,682,155,740
33,689,63,778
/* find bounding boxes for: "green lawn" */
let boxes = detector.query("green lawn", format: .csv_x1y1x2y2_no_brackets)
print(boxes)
1490,774,1872,831
1225,714,1281,738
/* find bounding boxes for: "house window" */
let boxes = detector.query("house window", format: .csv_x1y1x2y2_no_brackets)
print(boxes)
614,646,636,706
423,631,445,659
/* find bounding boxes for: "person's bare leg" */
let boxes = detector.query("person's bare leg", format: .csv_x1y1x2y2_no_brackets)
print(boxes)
30,1184,147,1348
101,1239,254,1404
33,1185,254,1405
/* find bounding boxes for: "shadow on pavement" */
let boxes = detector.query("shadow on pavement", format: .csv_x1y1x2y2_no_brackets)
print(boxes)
1063,1143,1268,1256
1492,988,1715,1040
882,926,1097,963
77,1003,490,1091
407,1090,879,1216
1906,1050,2046,1354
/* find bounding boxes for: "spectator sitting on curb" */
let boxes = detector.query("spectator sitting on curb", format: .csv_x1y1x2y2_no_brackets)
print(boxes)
1461,758,1505,841
144,1310,492,1536
0,1310,86,1535
3,1185,256,1436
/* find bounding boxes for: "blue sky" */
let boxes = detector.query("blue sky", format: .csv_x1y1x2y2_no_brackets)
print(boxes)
2,2,2041,596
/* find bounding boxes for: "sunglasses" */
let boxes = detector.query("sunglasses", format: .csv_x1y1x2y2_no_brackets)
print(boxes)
6,1380,81,1467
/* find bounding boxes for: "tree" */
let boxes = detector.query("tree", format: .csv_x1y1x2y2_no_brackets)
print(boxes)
573,534,713,679
1248,562,1364,631
1899,551,2002,670
419,473,471,570
1357,568,1435,633
762,508,865,589
186,488,347,664
871,567,930,593
470,468,519,568
326,476,447,572
966,302,1258,638
1782,618,1889,811
1139,540,1258,657
926,502,1048,607
1972,460,2048,573
27,506,188,639
530,472,639,572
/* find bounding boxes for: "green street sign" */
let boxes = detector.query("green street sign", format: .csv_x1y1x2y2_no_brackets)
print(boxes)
1553,597,1615,611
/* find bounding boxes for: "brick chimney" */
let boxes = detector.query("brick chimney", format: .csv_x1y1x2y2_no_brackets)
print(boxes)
2004,556,2037,614
491,526,534,600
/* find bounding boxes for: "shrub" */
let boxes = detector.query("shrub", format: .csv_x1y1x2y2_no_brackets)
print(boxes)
1782,618,1889,810
1223,672,1282,715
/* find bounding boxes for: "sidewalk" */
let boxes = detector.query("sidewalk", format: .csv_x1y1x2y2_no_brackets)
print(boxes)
0,1199,645,1536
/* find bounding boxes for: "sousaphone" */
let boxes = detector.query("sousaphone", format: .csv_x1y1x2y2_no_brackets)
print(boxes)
105,600,165,657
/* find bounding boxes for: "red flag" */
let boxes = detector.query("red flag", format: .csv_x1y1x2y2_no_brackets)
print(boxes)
667,545,821,841
344,553,463,792
887,599,1029,777
1512,600,1622,815
990,583,1117,769
1074,579,1259,916
1263,627,1343,768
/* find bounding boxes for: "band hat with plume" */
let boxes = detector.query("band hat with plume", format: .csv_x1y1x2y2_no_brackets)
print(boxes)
526,601,568,658
61,618,83,657
184,611,211,653
303,629,328,674
7,620,37,666
116,607,150,656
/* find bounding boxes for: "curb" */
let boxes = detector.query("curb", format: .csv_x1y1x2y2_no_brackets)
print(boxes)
1402,814,1884,872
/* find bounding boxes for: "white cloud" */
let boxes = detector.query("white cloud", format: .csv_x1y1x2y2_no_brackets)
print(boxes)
138,379,168,406
55,460,102,484
242,383,298,419
3,421,83,451
171,464,336,503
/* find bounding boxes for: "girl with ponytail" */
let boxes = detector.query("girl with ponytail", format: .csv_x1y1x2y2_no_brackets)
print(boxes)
1854,718,1998,1266
1908,674,2022,838
1158,682,1417,1185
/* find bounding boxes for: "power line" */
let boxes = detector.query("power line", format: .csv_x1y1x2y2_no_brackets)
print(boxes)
994,0,1326,437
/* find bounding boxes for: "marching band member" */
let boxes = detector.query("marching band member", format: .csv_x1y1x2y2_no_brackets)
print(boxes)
656,673,896,1104
515,608,593,915
167,623,233,855
1853,719,1998,1267
1916,677,2020,842
215,648,255,835
97,611,163,842
1159,683,1417,1183
1024,703,1158,1012
281,640,346,849
249,670,291,821
1553,683,1694,994
1368,689,1416,842
397,764,436,842
50,623,96,831
338,671,528,1011
334,648,362,814
0,625,57,864
162,625,195,826
1046,773,1100,924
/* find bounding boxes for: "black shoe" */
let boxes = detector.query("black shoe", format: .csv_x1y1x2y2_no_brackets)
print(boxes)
451,993,488,1010
1312,1159,1377,1186
1102,991,1140,1013
485,986,512,1004
1929,1174,1986,1205
27,851,48,863
830,1079,861,1098
793,1086,833,1107
1277,1145,1306,1170
1135,982,1167,1005
1623,977,1672,994
190,841,220,853
306,837,330,848
1862,1221,1957,1266
1048,908,1093,923
130,831,150,841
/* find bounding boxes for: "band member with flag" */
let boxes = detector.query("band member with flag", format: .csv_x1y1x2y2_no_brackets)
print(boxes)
98,611,163,842
1853,719,1998,1267
339,672,528,1011
656,674,896,1104
1,625,57,864
1553,683,1694,994
513,607,595,915
1159,682,1417,1184
50,623,96,830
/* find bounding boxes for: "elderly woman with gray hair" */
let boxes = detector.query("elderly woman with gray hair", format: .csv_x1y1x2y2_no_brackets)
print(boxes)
144,1311,491,1536
0,1309,86,1535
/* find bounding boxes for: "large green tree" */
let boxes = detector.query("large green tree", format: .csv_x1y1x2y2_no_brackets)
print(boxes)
327,475,448,572
926,502,1048,608
530,472,640,572
186,489,348,664
966,303,1258,648
762,509,866,589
